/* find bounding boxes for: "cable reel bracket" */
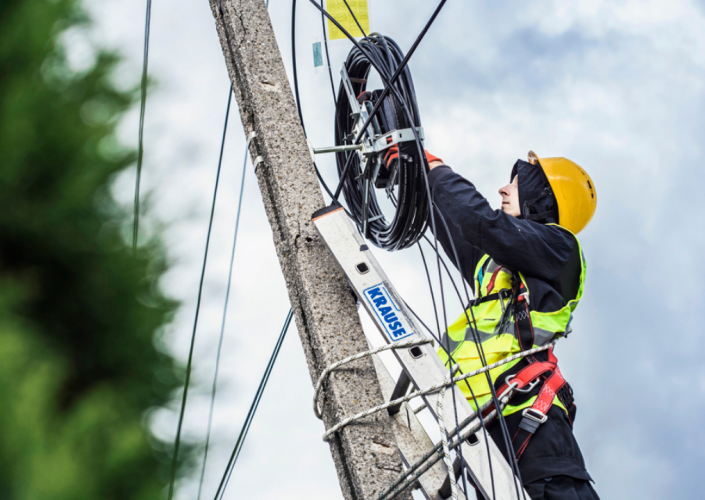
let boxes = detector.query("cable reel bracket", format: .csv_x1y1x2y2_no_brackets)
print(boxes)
311,65,424,238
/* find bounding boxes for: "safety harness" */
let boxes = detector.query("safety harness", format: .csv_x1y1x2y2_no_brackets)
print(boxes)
481,273,576,462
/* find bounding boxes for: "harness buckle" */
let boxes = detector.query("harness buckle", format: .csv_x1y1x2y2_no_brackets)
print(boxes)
505,374,541,393
518,408,548,435
522,408,548,424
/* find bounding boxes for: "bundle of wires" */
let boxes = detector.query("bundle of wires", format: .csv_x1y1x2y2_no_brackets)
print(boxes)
334,34,429,251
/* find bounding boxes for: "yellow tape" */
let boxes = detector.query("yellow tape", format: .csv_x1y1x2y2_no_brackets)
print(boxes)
326,0,370,41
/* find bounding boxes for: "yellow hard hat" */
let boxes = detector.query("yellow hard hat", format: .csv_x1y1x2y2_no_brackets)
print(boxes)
532,153,597,234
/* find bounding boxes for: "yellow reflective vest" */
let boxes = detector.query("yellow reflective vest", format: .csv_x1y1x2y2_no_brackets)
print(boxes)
438,227,586,417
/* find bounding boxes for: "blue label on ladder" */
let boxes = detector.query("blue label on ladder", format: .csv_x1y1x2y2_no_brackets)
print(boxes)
363,283,414,342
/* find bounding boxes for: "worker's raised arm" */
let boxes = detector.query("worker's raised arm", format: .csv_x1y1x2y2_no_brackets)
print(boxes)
430,199,484,294
428,164,578,284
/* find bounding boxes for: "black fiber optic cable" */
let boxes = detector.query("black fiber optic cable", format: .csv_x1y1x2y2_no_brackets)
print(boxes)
336,6,472,497
212,309,294,500
167,85,233,500
291,0,337,202
133,0,152,252
308,3,509,495
372,13,525,495
431,210,472,497
433,206,527,499
416,239,489,497
342,0,366,37
304,3,525,497
416,241,497,498
196,106,252,500
316,4,481,492
318,0,447,162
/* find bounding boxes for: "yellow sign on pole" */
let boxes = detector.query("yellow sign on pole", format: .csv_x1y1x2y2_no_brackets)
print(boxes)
326,0,370,41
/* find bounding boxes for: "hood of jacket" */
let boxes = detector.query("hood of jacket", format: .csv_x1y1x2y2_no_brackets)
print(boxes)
510,159,559,225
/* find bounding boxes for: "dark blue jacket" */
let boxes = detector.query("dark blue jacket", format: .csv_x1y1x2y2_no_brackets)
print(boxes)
428,164,593,486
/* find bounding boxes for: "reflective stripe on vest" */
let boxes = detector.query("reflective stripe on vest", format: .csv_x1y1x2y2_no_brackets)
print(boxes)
438,226,585,417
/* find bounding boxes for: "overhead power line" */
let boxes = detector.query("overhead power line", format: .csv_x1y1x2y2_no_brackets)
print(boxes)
196,125,257,500
166,86,234,500
302,2,528,497
132,0,537,496
213,309,294,500
133,0,152,252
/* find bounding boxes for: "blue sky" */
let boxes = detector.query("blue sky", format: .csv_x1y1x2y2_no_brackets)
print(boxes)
77,0,705,498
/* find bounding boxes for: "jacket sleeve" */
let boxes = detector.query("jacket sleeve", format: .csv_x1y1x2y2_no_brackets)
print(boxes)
427,165,578,285
430,197,483,294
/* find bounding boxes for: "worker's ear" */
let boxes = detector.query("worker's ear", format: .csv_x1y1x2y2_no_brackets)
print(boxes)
527,150,539,165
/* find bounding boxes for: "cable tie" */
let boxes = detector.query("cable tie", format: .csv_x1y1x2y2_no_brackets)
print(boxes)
245,132,260,172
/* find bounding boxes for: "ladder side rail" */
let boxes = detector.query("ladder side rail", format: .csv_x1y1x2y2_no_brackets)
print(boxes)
313,207,529,500
371,354,460,500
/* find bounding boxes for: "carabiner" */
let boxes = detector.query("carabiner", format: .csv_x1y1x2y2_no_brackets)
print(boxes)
505,374,541,393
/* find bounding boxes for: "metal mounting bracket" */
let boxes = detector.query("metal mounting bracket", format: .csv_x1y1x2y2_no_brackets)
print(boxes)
310,65,424,238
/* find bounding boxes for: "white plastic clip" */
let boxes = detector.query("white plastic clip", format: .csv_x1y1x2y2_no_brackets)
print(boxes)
245,131,263,171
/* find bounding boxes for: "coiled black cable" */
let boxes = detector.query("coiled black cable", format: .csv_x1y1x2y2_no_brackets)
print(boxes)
334,34,429,251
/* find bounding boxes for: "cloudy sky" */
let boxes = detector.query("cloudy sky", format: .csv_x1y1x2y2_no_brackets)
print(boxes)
76,0,705,498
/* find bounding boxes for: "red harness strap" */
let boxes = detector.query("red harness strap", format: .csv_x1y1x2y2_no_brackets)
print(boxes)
486,347,568,461
512,361,567,460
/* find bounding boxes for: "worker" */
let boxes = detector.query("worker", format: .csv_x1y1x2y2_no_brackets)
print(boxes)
386,148,599,499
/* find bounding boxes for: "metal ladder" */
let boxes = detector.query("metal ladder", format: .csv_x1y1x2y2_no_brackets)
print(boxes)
313,205,529,500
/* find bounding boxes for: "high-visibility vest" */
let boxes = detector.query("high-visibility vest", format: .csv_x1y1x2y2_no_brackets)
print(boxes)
438,229,586,417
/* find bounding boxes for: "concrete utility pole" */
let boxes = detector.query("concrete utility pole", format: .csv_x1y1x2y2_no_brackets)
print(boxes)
208,1,412,498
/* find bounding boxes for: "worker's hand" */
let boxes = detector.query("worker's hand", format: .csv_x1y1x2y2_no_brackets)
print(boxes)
383,145,399,170
425,150,444,170
384,147,444,170
357,91,372,104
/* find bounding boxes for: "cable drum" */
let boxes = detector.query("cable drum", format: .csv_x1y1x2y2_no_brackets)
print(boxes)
334,34,429,251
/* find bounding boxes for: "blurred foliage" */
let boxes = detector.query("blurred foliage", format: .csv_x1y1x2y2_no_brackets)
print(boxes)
0,0,184,498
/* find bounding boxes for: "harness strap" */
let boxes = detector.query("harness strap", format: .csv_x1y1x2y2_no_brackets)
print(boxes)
485,264,505,295
466,288,511,308
512,276,534,352
494,359,555,397
512,363,567,460
485,344,574,462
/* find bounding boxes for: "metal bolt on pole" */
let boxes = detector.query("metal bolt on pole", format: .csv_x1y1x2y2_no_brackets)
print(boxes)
208,1,412,498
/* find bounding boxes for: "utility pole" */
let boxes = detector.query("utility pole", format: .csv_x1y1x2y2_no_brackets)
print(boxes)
208,1,412,498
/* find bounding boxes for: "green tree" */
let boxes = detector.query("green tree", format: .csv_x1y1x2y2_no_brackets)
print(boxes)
0,0,182,498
